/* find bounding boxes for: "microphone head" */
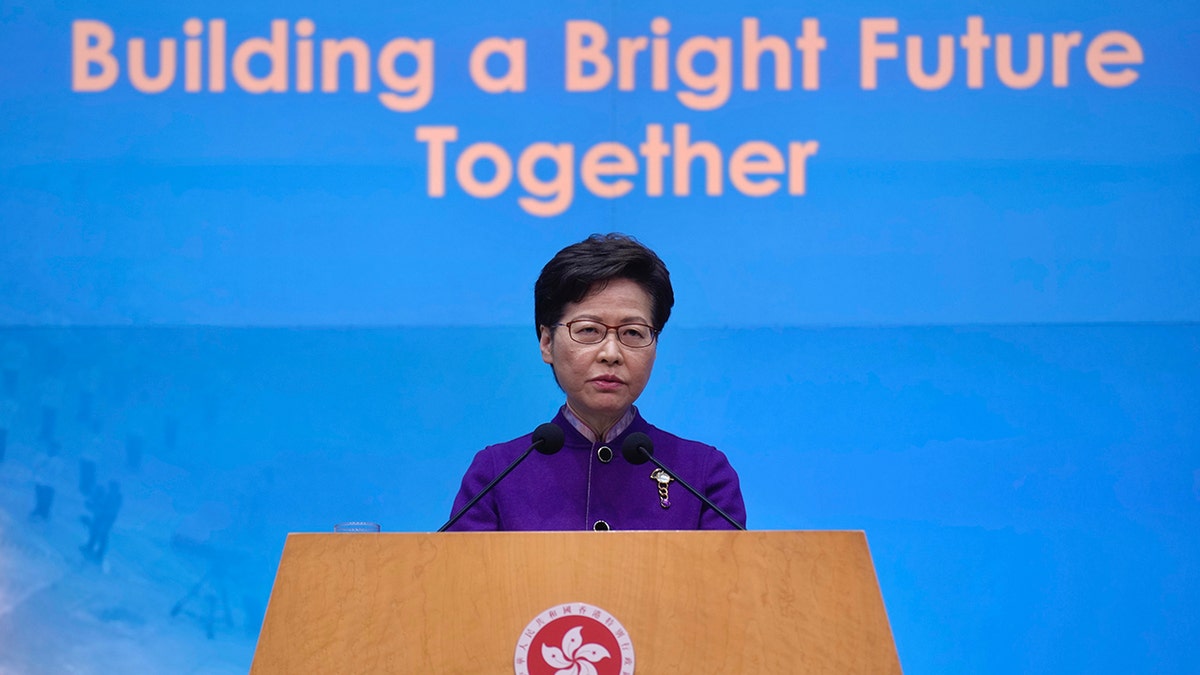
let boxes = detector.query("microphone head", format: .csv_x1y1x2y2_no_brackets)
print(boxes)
531,422,565,455
621,432,654,465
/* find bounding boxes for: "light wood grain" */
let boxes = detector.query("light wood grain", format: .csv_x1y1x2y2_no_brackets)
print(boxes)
250,531,901,674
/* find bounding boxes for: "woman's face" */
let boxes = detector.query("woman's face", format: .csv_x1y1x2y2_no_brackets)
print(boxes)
539,278,657,432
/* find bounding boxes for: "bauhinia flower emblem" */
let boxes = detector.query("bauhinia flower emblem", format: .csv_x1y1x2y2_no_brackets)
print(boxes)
540,625,611,675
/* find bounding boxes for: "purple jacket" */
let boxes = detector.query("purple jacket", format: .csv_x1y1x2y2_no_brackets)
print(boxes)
447,410,746,531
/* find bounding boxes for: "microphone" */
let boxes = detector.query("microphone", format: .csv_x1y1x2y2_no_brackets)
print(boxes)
620,432,746,531
438,422,565,532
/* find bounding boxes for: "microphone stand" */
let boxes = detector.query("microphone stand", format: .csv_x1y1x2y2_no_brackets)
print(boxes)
438,423,564,532
438,444,537,532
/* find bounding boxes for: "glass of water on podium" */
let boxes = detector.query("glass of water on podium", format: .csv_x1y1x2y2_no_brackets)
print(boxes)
333,521,381,533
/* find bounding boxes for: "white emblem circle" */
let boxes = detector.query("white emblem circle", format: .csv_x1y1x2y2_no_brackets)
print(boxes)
513,602,635,675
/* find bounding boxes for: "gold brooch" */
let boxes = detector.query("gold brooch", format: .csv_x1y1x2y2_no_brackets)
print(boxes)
650,468,672,509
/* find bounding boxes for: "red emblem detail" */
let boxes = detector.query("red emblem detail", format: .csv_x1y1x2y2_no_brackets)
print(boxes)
514,603,635,675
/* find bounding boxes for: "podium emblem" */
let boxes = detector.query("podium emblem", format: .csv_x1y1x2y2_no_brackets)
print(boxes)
514,602,635,675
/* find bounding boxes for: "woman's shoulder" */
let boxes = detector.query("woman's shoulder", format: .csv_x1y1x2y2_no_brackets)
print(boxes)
477,430,536,459
632,417,742,495
634,415,724,457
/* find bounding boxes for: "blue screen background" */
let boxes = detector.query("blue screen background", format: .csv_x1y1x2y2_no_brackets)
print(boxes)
0,0,1197,672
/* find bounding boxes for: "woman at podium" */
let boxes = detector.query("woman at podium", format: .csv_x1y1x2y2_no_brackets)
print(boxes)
447,234,746,532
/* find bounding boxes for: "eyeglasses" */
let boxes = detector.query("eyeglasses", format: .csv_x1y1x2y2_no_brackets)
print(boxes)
551,320,659,348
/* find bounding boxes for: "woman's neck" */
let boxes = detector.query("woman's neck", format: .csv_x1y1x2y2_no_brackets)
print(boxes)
564,403,633,443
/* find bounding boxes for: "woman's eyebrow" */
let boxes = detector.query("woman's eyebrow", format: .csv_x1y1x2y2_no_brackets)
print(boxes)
568,314,650,323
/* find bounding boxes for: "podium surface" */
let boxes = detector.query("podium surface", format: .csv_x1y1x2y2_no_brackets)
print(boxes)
251,530,900,674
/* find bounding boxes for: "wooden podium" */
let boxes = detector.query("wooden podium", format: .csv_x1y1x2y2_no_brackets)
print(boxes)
250,531,900,674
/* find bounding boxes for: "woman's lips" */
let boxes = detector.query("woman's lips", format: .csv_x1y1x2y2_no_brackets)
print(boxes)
589,375,624,391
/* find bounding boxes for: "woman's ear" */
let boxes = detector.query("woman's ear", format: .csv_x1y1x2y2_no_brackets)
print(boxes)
539,325,554,365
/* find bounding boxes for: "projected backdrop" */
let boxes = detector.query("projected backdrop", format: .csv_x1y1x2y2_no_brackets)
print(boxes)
0,0,1197,673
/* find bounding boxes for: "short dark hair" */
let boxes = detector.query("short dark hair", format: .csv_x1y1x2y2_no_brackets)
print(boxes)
534,233,674,336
